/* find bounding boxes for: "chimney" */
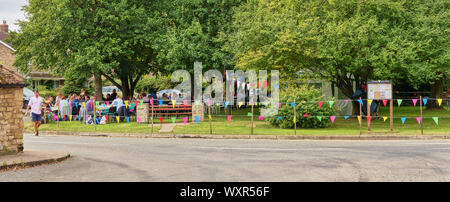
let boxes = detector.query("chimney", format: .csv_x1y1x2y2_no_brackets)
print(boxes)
0,20,8,33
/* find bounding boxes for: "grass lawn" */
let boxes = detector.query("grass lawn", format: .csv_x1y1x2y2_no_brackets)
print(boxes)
25,106,450,136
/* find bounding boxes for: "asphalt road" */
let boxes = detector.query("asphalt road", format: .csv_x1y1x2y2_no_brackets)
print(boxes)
1,134,450,182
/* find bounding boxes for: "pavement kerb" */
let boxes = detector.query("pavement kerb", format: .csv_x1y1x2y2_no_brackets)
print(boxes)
0,152,71,171
27,130,450,140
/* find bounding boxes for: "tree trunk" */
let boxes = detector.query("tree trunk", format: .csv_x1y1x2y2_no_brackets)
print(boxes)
93,71,103,101
427,77,444,110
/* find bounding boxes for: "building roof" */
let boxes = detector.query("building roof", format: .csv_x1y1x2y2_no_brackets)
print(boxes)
0,39,15,52
0,32,12,47
0,65,26,87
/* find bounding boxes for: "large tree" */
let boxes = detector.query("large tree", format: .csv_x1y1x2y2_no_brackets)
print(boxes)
12,0,163,99
229,0,449,114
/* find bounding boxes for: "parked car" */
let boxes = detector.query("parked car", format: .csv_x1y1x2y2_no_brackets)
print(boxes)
23,87,34,109
102,86,121,97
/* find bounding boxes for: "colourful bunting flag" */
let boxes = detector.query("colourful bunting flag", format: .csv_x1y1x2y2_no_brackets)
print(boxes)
423,98,428,106
124,101,128,108
171,117,176,124
277,102,281,108
183,100,188,106
290,102,295,108
344,99,349,103
397,99,402,107
126,117,130,123
432,117,438,126
149,99,153,105
116,116,120,123
357,116,361,124
293,116,296,123
382,99,388,107
368,99,373,107
105,101,109,106
303,112,309,117
263,81,268,88
208,115,212,120
137,117,141,125
278,116,283,120
195,100,200,106
330,116,336,123
344,116,349,120
172,100,176,108
437,99,442,106
227,115,232,122
82,102,86,108
412,99,417,107
416,117,422,125
158,100,163,106
238,102,243,108
69,115,73,121
328,101,334,108
401,117,406,125
316,116,322,122
183,117,188,125
195,116,200,124
358,99,363,106
367,116,372,124
259,116,264,120
207,99,211,106
318,101,324,109
159,117,164,123
383,117,388,122
134,100,139,107
247,112,252,117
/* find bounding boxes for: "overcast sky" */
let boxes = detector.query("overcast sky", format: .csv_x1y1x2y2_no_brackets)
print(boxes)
0,0,28,32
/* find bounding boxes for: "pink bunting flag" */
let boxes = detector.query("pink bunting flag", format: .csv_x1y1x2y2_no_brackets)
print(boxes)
134,100,139,106
318,101,324,109
259,116,264,120
183,117,188,125
382,99,388,107
137,117,141,125
303,112,309,117
330,116,336,123
150,99,154,105
69,102,72,108
227,115,232,122
277,102,281,108
106,101,109,105
344,99,349,103
207,99,211,106
263,81,268,88
183,100,188,106
367,116,372,124
416,117,422,124
412,99,418,106
159,117,163,123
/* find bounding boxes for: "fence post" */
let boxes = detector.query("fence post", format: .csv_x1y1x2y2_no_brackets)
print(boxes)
94,101,96,132
359,97,362,136
208,101,212,135
151,101,154,135
293,99,296,135
367,99,371,131
251,100,254,136
420,96,423,135
390,99,394,132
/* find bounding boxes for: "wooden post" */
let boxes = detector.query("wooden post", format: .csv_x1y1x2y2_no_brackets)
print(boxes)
151,101,154,135
367,99,371,131
293,99,296,135
94,102,96,131
390,99,394,132
420,96,423,135
251,100,254,136
208,102,212,135
359,97,362,136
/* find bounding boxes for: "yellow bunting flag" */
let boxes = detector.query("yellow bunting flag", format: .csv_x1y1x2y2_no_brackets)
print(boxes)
209,115,212,120
124,101,128,108
293,117,296,123
82,102,86,108
69,115,73,121
437,99,442,106
383,117,388,122
238,102,243,108
368,99,373,107
116,116,120,123
357,116,361,124
172,100,176,108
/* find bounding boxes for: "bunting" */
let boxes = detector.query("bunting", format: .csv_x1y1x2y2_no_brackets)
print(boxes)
137,117,141,125
437,99,442,106
318,101,324,109
416,117,422,124
358,99,363,106
423,98,428,106
397,99,402,107
344,116,349,120
330,116,336,123
158,100,163,107
432,117,439,125
126,117,130,123
259,116,264,120
159,117,164,124
357,116,361,124
303,112,309,117
290,102,296,108
227,115,232,122
382,99,388,107
328,101,334,108
383,117,388,122
367,116,372,125
238,102,243,108
401,117,406,125
277,102,281,108
183,117,188,125
368,99,373,107
171,117,176,124
172,100,176,108
195,116,200,124
224,101,228,110
412,99,417,107
278,116,283,120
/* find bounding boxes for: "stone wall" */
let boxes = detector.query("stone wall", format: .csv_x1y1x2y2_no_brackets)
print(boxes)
0,87,24,154
137,103,149,123
0,43,15,70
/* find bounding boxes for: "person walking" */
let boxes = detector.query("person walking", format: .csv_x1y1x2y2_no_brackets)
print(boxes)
25,90,43,136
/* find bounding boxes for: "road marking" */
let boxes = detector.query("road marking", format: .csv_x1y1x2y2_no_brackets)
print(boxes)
192,146,349,152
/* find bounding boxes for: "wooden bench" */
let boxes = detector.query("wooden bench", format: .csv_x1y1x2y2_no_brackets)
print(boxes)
148,104,193,121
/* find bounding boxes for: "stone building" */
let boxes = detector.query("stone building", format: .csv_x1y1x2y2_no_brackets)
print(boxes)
0,64,25,154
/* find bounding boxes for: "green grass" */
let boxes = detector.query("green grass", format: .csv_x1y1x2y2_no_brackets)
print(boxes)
26,106,450,136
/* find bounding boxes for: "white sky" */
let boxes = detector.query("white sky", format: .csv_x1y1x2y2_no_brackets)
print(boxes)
0,0,28,32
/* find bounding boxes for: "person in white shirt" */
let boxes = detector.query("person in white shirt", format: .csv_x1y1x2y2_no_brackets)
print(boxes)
25,90,43,136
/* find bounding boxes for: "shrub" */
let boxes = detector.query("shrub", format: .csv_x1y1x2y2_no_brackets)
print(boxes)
267,84,335,129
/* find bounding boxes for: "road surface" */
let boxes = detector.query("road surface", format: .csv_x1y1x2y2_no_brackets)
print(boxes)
1,134,449,181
